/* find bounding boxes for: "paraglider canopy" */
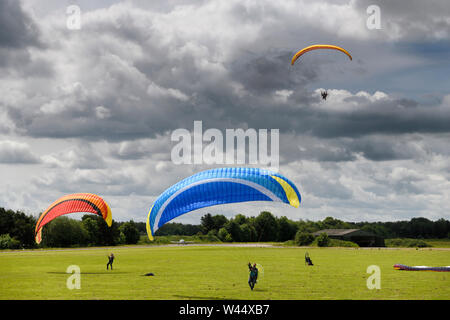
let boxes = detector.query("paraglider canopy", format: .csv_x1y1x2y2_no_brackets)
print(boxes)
291,44,352,65
146,167,301,241
35,193,112,244
394,264,450,272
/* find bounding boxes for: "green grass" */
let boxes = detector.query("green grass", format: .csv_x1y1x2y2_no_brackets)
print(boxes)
0,245,449,300
424,239,450,248
385,238,450,248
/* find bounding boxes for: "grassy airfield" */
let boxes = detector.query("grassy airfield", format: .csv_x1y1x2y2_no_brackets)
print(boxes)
0,244,448,300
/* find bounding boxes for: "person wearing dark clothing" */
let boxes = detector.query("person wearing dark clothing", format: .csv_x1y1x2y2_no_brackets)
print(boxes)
305,252,313,266
248,263,259,290
107,253,115,270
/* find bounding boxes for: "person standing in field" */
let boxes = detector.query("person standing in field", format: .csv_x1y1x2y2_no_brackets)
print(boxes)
248,262,258,290
107,253,115,270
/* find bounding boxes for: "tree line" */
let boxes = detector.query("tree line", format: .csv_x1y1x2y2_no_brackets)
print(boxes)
1,206,449,249
0,207,141,249
154,213,450,243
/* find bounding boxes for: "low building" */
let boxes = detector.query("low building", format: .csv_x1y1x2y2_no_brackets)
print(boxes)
312,229,385,247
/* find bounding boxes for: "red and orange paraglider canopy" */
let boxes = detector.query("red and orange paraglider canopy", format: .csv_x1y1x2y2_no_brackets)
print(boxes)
35,193,112,244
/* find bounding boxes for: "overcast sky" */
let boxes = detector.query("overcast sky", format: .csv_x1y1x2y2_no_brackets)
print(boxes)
1,0,450,224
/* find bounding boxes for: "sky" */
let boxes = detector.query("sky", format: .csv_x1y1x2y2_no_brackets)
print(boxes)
1,0,450,225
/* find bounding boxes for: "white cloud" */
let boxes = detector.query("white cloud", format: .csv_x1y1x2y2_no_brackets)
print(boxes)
95,106,112,119
41,143,106,169
0,140,40,164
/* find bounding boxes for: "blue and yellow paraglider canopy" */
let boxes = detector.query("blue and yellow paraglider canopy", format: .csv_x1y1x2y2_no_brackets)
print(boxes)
146,167,301,240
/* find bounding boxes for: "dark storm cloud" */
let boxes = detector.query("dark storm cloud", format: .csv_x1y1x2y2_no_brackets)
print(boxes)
228,50,318,95
0,0,52,78
341,134,430,161
279,132,433,164
3,1,450,147
299,97,450,140
0,1,322,141
0,0,41,49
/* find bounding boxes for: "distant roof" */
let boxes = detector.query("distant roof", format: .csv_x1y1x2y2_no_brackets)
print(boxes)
312,229,365,236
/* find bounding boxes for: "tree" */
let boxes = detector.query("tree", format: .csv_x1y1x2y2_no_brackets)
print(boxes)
240,223,257,242
277,216,298,242
296,220,318,234
218,227,232,242
206,229,220,241
212,215,228,231
234,214,248,225
200,213,215,234
42,217,89,247
156,222,201,236
253,211,279,242
410,217,434,238
224,220,242,242
82,215,100,245
82,214,120,246
200,214,228,234
98,218,120,246
11,212,36,248
0,234,21,249
320,217,351,229
119,221,140,244
0,234,12,249
295,231,314,246
433,219,450,238
316,233,330,247
0,208,36,248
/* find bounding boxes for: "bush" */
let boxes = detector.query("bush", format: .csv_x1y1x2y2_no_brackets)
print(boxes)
316,233,330,247
328,239,359,247
150,237,171,245
218,227,232,242
294,231,314,246
385,238,432,248
224,233,233,242
0,234,23,249
9,238,21,249
310,235,358,247
0,234,12,249
206,230,221,242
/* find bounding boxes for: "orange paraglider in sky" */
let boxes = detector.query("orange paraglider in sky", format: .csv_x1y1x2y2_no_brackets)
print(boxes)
291,44,352,65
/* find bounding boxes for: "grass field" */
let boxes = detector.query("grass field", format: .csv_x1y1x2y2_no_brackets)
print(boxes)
0,244,449,300
424,239,450,248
